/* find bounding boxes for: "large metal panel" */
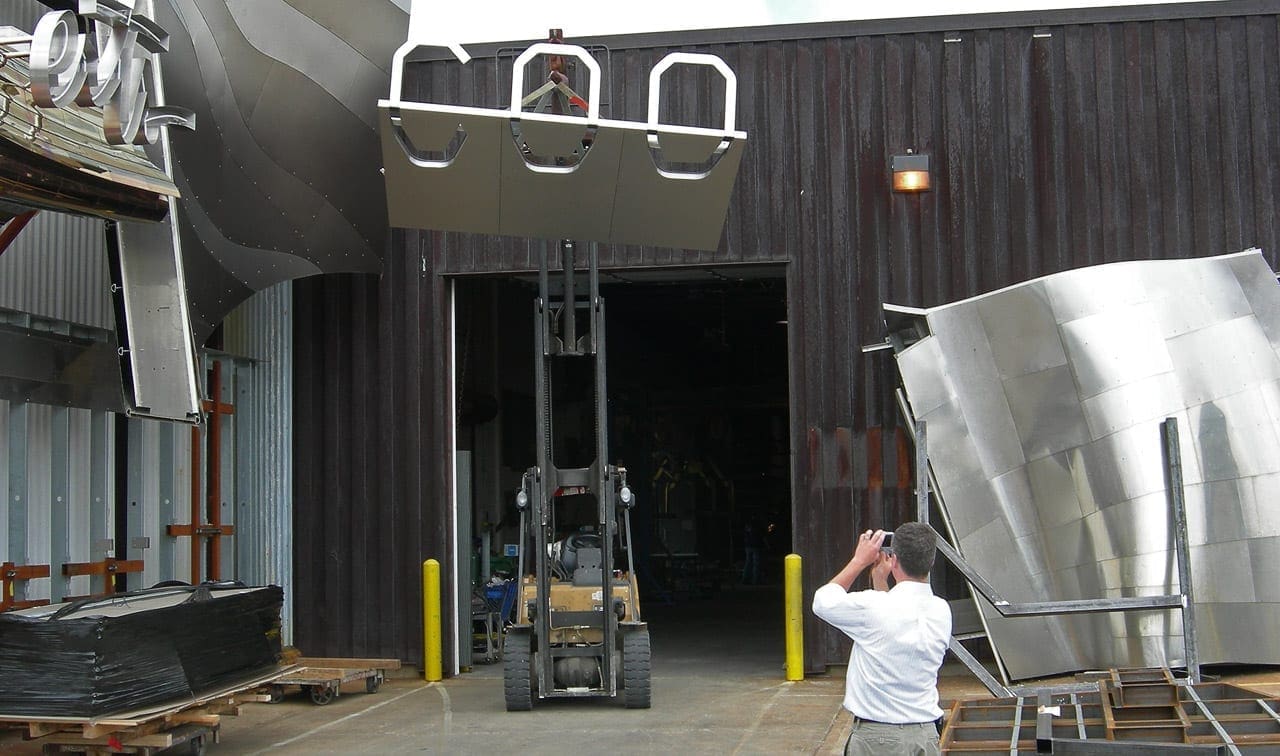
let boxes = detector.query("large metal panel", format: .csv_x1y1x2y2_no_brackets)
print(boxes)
379,36,747,250
892,250,1280,679
109,216,202,424
379,107,503,234
143,0,391,341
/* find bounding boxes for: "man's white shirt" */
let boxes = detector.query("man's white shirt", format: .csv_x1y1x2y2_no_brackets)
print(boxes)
812,580,952,723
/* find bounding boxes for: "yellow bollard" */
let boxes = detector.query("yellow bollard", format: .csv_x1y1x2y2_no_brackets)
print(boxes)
423,559,442,682
784,553,804,681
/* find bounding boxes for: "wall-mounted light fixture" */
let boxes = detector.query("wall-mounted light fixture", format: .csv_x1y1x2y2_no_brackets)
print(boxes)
891,150,931,193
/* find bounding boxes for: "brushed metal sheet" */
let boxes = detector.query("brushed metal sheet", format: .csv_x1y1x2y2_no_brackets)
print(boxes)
896,338,951,417
1248,537,1280,602
930,307,1026,478
1023,452,1086,529
1244,472,1280,534
497,116,625,242
1059,304,1175,401
976,281,1067,379
1145,260,1251,339
379,105,503,234
915,400,987,490
1067,430,1128,510
112,217,201,424
1167,317,1280,408
887,249,1280,679
1185,386,1280,482
1002,365,1090,462
1042,262,1149,323
989,467,1039,539
610,129,746,252
377,102,748,249
1229,251,1280,350
1189,540,1256,604
939,475,1002,541
1079,371,1183,439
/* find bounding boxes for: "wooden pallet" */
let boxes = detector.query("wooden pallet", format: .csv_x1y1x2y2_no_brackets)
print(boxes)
941,667,1280,753
0,665,297,754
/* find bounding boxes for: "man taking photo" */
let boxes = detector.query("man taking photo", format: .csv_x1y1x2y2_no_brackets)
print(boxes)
812,522,952,756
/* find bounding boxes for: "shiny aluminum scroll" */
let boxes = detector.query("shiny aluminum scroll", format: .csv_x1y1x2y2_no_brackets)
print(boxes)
379,20,747,251
888,249,1280,680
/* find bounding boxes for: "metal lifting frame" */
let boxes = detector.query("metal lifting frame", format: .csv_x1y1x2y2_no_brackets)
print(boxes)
904,409,1201,696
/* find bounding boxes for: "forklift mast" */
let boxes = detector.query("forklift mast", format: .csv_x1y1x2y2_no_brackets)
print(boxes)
516,237,639,700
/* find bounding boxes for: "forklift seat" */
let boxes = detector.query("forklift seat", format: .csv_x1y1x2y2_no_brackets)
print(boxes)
572,547,603,586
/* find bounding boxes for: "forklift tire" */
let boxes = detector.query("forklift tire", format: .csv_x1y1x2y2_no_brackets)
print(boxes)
622,628,651,709
503,632,534,711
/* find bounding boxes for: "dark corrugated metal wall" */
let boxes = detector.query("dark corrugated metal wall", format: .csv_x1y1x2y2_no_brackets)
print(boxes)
294,3,1280,671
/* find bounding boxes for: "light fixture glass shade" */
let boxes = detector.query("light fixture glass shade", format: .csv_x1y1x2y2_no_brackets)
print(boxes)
891,153,931,193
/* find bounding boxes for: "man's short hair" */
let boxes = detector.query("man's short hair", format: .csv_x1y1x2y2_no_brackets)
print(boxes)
894,522,937,579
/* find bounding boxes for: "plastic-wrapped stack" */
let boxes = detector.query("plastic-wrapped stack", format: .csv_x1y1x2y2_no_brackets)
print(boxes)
0,584,283,718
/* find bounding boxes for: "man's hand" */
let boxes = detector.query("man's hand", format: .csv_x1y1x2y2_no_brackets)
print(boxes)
853,529,887,570
871,551,894,591
826,529,888,591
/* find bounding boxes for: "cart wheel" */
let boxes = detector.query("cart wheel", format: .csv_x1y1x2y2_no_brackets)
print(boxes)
268,684,286,704
309,683,337,705
187,734,207,755
623,627,651,709
503,632,534,711
365,671,384,694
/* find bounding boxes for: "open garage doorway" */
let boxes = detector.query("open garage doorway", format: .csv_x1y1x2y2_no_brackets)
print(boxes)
453,264,791,669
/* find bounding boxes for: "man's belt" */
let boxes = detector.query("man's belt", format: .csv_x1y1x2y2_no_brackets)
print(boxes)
853,716,940,727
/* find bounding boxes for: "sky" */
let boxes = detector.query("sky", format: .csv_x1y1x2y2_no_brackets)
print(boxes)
406,0,1225,46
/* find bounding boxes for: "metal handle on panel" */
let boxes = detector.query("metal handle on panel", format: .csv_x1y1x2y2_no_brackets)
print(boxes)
507,43,600,174
389,110,467,168
508,43,601,121
645,52,739,180
646,52,738,133
387,39,470,104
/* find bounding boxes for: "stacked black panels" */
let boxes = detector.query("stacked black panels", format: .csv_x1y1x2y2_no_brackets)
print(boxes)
0,584,283,718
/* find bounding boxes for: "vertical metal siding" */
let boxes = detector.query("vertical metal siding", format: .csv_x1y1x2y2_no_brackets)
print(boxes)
120,416,193,589
223,281,294,644
0,213,112,330
293,4,1280,669
0,401,115,603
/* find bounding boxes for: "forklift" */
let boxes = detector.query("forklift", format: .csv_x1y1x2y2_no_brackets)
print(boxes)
504,237,650,710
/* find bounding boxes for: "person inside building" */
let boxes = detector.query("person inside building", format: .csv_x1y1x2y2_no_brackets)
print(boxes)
811,522,952,756
741,518,766,585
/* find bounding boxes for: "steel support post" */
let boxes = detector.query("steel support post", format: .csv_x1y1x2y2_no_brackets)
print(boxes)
1161,417,1200,684
914,419,929,525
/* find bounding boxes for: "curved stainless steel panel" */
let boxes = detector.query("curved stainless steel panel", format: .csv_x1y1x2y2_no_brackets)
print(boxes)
151,0,405,340
891,249,1280,680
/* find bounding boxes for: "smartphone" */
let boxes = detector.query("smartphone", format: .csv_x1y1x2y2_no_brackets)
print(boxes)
880,532,894,551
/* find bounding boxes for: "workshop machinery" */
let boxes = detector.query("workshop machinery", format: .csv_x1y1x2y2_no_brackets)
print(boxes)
504,238,649,710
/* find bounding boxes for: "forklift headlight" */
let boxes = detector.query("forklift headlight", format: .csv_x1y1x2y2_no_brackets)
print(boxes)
515,490,529,510
618,486,634,509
